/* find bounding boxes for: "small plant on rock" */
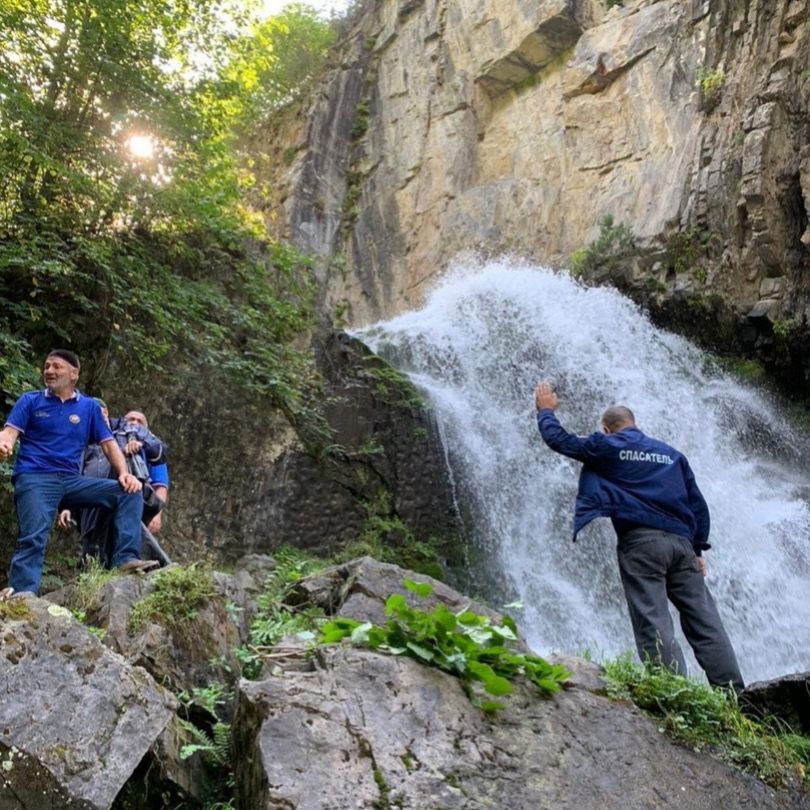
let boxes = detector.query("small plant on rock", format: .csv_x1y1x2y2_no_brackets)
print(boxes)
569,214,636,277
697,67,724,111
237,548,325,677
319,579,570,711
128,563,218,635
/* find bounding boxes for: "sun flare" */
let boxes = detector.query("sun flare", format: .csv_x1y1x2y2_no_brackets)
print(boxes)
126,134,156,159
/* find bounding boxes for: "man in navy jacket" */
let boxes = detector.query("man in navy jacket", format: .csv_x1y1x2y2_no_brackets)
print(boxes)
535,382,743,690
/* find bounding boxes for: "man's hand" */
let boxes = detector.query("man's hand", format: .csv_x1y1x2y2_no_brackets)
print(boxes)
124,439,143,456
0,427,19,460
695,556,707,577
535,382,559,411
147,512,163,534
118,473,142,494
57,509,74,530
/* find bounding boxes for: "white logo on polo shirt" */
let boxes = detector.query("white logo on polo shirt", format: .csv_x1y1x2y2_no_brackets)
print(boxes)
69,414,81,424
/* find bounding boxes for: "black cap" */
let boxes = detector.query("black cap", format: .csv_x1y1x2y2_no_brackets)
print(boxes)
47,349,80,369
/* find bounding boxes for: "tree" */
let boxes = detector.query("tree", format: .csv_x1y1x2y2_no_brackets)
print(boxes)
0,0,335,431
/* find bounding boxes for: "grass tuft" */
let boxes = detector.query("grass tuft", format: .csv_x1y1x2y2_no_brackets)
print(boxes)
128,563,218,635
602,654,809,788
70,559,120,616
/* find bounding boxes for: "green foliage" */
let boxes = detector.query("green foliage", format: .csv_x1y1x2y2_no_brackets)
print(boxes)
697,67,724,110
335,489,446,579
603,655,809,788
351,98,370,139
666,226,719,282
69,559,119,617
177,683,234,807
0,599,32,621
362,356,426,409
773,318,796,340
319,579,569,710
724,357,766,384
238,547,325,677
221,3,336,134
0,0,335,454
569,214,635,277
606,0,624,7
128,563,218,634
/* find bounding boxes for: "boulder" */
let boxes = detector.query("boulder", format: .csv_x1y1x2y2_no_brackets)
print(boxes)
81,567,263,700
288,555,502,626
0,597,176,810
232,644,804,810
741,672,810,735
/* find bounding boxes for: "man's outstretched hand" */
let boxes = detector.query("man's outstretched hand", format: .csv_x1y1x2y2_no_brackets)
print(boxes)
535,382,559,411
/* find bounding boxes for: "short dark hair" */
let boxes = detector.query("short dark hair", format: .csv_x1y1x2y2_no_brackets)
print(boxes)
47,349,80,369
602,405,635,430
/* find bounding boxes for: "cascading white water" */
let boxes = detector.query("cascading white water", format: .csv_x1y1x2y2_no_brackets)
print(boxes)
356,260,810,683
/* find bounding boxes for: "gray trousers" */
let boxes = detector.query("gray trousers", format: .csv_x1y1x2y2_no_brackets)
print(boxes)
616,528,744,690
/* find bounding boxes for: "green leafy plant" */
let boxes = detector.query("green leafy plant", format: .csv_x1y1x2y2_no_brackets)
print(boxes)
697,67,724,110
773,318,795,339
603,655,809,787
569,214,635,277
128,563,218,634
177,683,234,807
238,548,325,677
319,579,569,711
334,489,447,579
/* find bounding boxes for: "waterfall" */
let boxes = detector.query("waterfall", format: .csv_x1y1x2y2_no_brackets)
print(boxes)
355,260,810,684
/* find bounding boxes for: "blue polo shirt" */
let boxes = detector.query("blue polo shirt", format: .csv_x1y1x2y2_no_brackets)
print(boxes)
5,389,113,477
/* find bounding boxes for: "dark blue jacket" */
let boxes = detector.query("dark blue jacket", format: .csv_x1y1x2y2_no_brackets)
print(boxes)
537,409,710,553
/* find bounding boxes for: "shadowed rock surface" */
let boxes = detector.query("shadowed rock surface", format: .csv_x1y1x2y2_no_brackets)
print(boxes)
742,672,810,735
0,597,177,810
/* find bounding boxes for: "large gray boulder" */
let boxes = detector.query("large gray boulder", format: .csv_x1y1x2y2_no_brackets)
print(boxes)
0,597,177,810
232,645,805,810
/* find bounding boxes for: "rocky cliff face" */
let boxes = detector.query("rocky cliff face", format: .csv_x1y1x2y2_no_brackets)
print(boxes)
260,0,810,395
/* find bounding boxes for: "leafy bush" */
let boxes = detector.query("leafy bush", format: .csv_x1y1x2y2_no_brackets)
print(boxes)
603,655,809,788
569,214,635,276
320,579,570,711
697,67,724,111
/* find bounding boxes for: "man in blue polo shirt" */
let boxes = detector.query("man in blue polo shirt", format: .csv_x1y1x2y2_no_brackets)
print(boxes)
534,381,743,690
0,350,157,598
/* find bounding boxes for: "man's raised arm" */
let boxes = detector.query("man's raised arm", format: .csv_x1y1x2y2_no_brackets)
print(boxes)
535,382,604,463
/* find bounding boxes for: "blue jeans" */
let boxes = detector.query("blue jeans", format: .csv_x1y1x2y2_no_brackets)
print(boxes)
10,473,143,594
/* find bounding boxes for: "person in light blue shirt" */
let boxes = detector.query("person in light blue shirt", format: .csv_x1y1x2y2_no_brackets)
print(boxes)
0,350,157,597
534,381,743,691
